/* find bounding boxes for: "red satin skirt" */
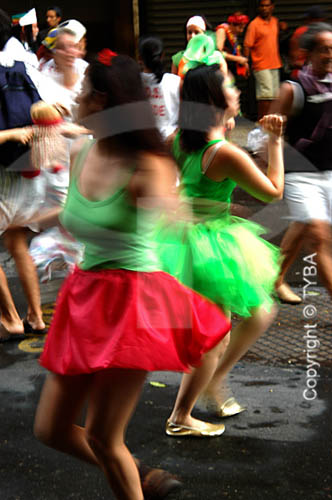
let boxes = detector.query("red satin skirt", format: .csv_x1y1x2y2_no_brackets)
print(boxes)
40,267,231,375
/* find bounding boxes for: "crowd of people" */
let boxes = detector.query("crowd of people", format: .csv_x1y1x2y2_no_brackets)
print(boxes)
0,2,331,499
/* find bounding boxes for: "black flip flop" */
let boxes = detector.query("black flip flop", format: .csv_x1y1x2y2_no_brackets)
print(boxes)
23,319,48,336
0,324,26,343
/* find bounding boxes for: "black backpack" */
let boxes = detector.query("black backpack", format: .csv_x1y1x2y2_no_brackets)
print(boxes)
0,60,41,168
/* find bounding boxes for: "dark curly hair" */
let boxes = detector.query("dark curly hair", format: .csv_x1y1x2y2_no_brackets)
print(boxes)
86,54,167,155
179,64,228,152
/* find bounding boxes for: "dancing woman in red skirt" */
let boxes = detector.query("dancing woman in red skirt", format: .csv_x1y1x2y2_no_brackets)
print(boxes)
33,51,230,500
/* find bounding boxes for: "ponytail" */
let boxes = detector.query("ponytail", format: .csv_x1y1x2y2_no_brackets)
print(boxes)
138,35,165,83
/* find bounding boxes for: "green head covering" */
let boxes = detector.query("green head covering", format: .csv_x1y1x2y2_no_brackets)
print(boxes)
182,33,224,74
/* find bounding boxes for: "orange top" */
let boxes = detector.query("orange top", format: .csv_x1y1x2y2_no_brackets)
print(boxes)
244,16,281,71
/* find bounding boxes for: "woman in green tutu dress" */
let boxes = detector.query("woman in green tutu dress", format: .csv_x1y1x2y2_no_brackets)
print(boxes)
160,63,284,436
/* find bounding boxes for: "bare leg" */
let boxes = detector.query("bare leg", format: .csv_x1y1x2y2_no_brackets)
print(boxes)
168,335,229,429
3,228,45,330
169,305,276,426
198,334,231,405
34,373,98,464
204,305,277,396
0,265,24,335
86,369,147,499
276,222,306,287
34,369,147,500
315,252,332,298
305,220,332,298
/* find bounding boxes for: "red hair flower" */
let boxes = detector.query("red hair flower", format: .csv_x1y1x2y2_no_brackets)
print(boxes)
98,48,118,66
227,14,249,25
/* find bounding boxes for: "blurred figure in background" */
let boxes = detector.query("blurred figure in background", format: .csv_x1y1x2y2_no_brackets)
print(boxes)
40,21,88,114
0,7,58,341
139,35,181,141
216,12,249,78
244,0,282,119
171,15,210,75
273,23,332,304
37,27,57,68
10,8,39,67
289,6,327,78
39,5,62,42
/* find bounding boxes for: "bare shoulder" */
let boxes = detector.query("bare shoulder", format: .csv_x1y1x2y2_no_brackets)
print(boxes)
276,82,294,115
208,141,258,180
279,81,294,99
70,136,92,166
203,140,255,182
132,151,178,198
136,151,176,176
215,141,251,164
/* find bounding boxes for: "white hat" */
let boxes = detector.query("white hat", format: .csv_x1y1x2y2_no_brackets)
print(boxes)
186,16,206,32
19,8,37,27
58,19,86,43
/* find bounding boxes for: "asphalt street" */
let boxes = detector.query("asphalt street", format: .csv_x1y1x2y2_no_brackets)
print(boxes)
1,332,331,500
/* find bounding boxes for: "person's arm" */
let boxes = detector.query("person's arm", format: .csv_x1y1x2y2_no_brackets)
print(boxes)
269,81,294,116
219,53,228,75
217,27,248,66
260,114,284,200
21,206,63,230
0,127,33,145
207,115,285,203
59,122,91,138
216,27,227,52
243,22,254,60
171,51,184,76
224,52,249,67
243,45,250,59
171,62,178,75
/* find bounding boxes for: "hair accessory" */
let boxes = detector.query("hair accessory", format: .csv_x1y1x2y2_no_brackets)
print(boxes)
97,48,118,66
42,28,58,51
12,8,37,27
181,34,224,76
227,14,249,25
12,12,25,26
186,16,206,32
58,19,86,43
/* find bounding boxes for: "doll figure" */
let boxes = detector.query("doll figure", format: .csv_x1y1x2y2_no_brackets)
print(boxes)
22,100,89,178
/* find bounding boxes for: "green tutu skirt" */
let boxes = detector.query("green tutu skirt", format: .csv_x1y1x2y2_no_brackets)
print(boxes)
156,212,281,317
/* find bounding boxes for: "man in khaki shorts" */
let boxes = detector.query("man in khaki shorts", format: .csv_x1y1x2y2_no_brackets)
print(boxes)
244,0,282,118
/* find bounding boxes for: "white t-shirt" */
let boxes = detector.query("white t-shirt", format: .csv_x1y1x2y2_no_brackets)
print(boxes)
1,37,72,109
3,36,39,68
141,72,180,139
40,58,89,116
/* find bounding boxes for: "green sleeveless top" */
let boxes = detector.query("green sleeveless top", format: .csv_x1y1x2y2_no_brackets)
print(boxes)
60,139,161,271
173,133,236,204
171,50,184,68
